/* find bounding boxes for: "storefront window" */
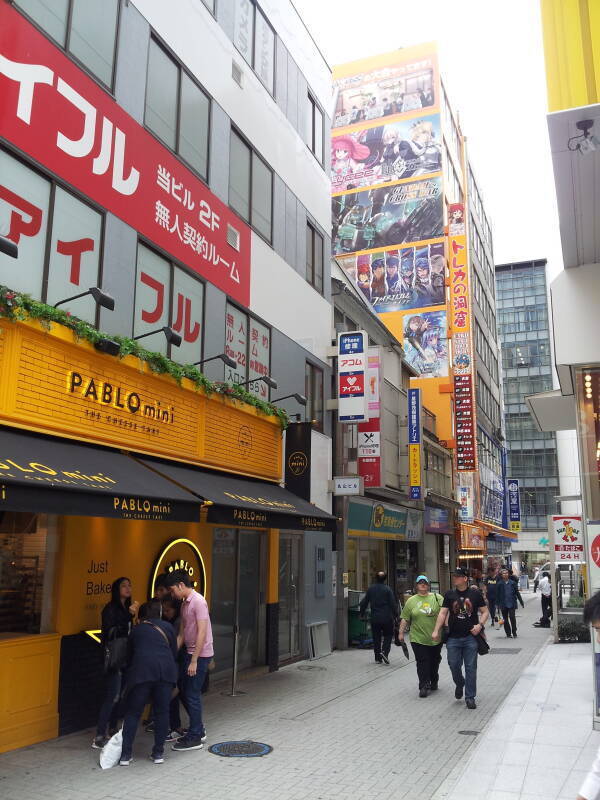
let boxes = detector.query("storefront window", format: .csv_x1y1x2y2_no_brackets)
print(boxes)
0,513,49,634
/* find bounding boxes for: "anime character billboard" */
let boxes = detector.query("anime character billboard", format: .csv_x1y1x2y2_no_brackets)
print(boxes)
331,114,442,193
333,44,438,130
401,309,449,378
338,241,446,312
332,176,443,256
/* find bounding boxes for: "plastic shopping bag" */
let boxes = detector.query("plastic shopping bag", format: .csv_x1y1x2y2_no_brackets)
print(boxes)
99,729,122,769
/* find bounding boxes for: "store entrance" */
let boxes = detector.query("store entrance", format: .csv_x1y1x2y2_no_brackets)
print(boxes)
278,533,302,662
211,529,266,676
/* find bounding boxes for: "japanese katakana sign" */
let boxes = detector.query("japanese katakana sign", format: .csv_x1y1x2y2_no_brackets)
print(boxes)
0,4,251,305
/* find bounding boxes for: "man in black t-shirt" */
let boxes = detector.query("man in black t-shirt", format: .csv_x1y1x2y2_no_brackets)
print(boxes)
432,568,488,709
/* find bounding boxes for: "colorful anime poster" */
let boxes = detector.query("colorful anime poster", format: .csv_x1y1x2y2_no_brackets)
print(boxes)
338,241,446,312
332,176,443,256
401,309,449,378
331,114,442,194
333,45,438,130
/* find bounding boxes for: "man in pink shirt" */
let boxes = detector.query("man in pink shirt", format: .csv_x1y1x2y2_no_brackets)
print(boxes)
165,570,214,751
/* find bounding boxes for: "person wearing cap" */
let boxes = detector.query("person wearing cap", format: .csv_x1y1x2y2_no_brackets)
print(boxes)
398,576,444,697
432,568,488,710
359,571,399,664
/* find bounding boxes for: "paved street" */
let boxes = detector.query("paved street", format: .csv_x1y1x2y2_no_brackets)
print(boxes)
0,593,559,800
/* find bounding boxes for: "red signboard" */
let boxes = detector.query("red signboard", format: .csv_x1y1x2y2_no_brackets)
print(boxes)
339,373,365,396
0,4,250,305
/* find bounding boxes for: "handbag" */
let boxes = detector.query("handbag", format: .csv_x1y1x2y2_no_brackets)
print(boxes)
475,631,490,656
99,729,122,769
103,627,128,673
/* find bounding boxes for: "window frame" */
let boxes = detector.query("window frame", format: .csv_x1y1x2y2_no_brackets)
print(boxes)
144,36,212,184
228,127,274,244
305,361,324,432
306,93,325,165
0,144,106,327
15,0,121,92
233,0,276,97
306,221,324,294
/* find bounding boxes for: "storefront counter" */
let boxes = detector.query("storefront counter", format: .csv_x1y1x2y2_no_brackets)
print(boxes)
0,633,60,753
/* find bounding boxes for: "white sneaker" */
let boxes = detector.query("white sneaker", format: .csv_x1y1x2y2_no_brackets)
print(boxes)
119,757,133,766
149,754,164,764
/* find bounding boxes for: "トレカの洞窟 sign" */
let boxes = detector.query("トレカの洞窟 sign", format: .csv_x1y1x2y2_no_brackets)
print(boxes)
0,317,282,481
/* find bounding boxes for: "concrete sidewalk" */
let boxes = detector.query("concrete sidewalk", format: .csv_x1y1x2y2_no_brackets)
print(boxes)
0,592,551,800
435,640,599,800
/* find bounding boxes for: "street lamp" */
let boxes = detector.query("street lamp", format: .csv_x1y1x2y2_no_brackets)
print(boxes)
272,393,307,406
54,286,115,311
133,326,182,347
236,375,278,390
193,353,237,370
0,237,18,259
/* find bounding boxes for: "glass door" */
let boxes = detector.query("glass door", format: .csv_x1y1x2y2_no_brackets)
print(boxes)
278,533,302,662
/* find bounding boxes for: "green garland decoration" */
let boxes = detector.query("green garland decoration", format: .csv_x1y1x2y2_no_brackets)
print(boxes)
0,285,289,429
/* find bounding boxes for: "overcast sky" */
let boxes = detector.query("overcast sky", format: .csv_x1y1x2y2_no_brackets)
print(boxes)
294,0,563,278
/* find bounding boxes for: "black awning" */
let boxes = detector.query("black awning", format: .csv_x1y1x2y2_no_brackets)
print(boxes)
139,458,337,532
0,427,200,522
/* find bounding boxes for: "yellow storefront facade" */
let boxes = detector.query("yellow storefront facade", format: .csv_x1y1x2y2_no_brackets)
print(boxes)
0,317,333,753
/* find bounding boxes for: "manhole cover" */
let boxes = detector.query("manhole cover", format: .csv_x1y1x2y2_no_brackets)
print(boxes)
297,665,327,671
208,741,272,758
458,730,479,736
490,648,521,654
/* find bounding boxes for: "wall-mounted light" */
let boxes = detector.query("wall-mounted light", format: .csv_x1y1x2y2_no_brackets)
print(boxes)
236,375,278,390
133,326,182,347
94,338,121,357
54,286,115,311
0,236,18,259
193,353,237,370
568,119,600,156
272,393,307,406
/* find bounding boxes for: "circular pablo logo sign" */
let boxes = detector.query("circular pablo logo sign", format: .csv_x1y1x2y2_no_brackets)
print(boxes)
149,538,206,598
288,450,308,476
238,425,253,458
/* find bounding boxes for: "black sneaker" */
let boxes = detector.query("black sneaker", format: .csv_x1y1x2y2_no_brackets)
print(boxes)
419,687,429,698
513,632,518,638
455,685,464,699
466,699,477,710
91,736,107,750
506,634,512,638
172,736,204,752
429,682,439,691
375,658,382,664
380,653,390,665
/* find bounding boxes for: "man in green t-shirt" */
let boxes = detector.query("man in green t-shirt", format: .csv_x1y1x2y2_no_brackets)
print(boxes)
398,575,444,697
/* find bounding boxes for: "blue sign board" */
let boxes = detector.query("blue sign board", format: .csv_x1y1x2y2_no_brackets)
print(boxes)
339,333,365,355
507,478,521,532
408,388,422,500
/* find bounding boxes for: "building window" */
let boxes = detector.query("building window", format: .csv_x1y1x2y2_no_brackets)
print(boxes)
305,362,324,431
233,0,275,96
200,0,215,11
16,0,119,87
228,130,273,241
134,242,204,363
305,94,324,164
225,303,271,400
306,223,324,293
145,40,210,181
0,148,103,324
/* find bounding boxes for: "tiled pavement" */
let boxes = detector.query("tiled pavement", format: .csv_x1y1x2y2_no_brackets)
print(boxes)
0,593,565,800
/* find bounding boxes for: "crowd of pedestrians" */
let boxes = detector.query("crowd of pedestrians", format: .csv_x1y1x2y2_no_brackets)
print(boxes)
93,570,213,766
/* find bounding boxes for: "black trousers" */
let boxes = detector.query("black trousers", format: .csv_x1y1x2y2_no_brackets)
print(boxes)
502,606,517,636
122,680,173,759
411,642,443,688
541,594,552,621
371,620,393,660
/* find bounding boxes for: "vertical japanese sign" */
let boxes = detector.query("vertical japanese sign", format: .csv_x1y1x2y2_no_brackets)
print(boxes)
449,203,478,473
359,347,382,486
225,304,248,385
338,331,368,423
248,318,271,399
549,515,584,563
0,4,251,305
408,388,423,500
458,472,475,523
508,479,522,533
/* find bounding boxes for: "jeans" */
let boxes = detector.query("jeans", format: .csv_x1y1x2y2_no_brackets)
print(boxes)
96,669,122,737
446,635,479,700
488,599,497,623
502,606,517,636
179,653,210,738
371,620,394,661
121,680,173,759
410,642,443,689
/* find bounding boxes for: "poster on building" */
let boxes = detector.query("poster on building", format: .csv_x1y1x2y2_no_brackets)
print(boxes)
332,43,439,130
225,304,248,385
508,479,522,533
332,177,443,257
331,114,442,194
248,318,271,399
458,472,475,523
358,348,382,486
338,331,368,423
408,388,423,500
401,309,448,378
549,515,584,563
337,240,446,313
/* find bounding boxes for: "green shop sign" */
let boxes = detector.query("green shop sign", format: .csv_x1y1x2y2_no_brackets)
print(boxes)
348,499,422,541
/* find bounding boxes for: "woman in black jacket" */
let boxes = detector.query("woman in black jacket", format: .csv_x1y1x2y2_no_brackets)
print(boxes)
92,577,139,749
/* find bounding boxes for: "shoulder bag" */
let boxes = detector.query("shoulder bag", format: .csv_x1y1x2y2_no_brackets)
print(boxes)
103,626,128,673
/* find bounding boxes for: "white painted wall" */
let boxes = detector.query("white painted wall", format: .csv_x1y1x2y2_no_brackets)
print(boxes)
551,262,600,369
250,234,331,361
132,0,331,230
310,429,332,513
